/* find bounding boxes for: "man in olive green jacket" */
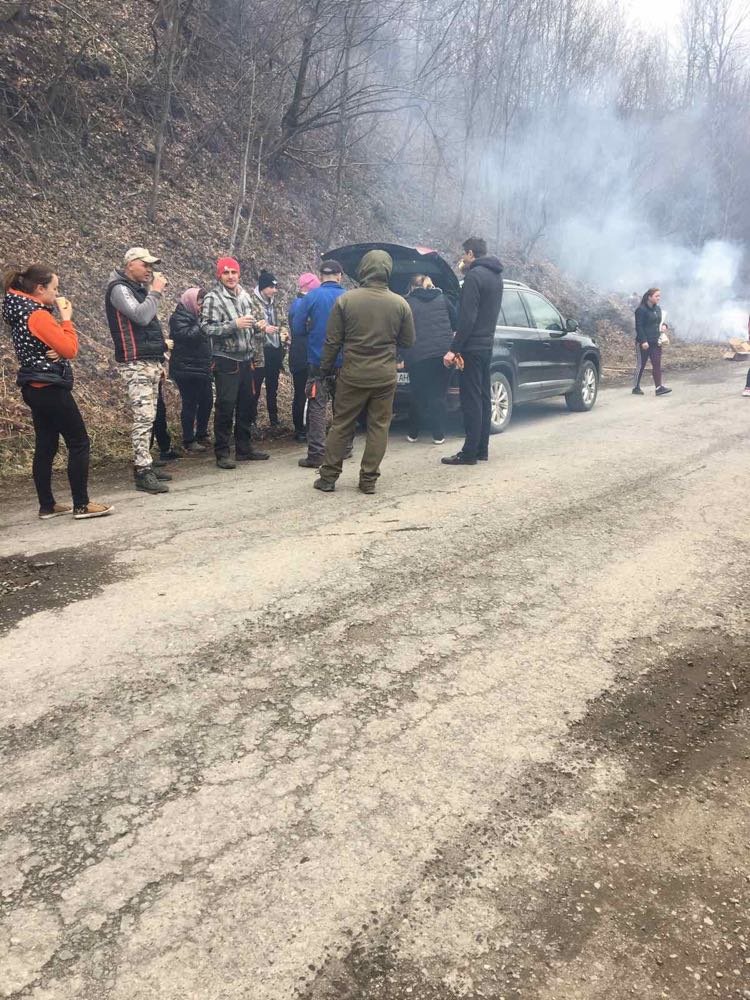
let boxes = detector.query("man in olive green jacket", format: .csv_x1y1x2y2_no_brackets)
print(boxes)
314,250,416,494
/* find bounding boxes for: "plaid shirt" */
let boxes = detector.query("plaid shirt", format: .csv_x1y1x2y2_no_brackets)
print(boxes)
200,281,264,362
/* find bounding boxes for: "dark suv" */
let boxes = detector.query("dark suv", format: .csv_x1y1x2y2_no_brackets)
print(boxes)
323,243,600,433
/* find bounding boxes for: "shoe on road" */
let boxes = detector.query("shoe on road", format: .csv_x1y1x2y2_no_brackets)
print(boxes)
313,478,335,493
39,503,72,520
298,457,321,468
358,481,376,494
742,387,750,397
655,385,672,396
159,449,181,461
236,450,270,461
441,452,477,466
154,468,172,481
432,437,445,445
135,469,169,494
74,502,114,520
184,441,206,453
293,431,308,443
216,456,236,470
406,435,418,443
632,386,644,395
477,454,488,461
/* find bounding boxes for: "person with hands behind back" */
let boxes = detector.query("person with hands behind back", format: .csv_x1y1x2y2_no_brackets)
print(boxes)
105,246,173,494
200,256,269,469
3,263,113,520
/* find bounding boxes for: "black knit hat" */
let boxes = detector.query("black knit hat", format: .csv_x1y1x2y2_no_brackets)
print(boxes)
258,269,278,291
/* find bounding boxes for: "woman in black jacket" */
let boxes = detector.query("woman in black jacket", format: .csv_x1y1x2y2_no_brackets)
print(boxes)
169,287,213,451
634,287,671,396
404,275,457,444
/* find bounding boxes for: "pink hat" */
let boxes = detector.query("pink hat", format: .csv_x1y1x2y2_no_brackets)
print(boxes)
298,272,321,293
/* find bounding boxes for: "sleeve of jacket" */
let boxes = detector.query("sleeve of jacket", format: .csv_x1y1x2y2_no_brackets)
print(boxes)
397,303,416,350
451,272,480,352
200,292,236,341
169,310,202,342
27,312,79,358
634,306,646,343
109,284,161,325
320,299,346,374
291,295,312,340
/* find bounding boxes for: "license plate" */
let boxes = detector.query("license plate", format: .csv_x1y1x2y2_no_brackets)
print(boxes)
397,372,410,384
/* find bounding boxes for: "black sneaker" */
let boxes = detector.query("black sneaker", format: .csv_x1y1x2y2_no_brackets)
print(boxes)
441,452,477,466
313,478,335,493
477,454,488,462
632,386,644,395
358,481,376,494
216,456,236,470
655,385,672,396
184,441,206,453
159,449,181,461
236,450,270,461
135,469,169,494
298,457,321,468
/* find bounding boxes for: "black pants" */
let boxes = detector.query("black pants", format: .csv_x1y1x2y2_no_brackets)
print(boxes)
291,366,309,433
21,385,90,509
251,344,284,425
150,379,172,453
213,357,254,458
459,350,492,459
407,357,450,440
173,374,213,444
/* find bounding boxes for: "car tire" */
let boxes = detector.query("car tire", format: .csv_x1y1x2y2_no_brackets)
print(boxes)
490,371,513,433
565,360,598,412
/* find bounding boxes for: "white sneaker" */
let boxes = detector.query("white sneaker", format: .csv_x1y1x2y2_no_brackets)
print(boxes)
406,435,418,443
742,387,750,397
432,437,445,445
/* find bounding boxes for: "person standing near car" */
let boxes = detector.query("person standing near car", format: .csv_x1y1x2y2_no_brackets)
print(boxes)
313,250,415,494
169,286,213,452
200,257,269,469
292,259,346,469
4,263,113,520
633,287,671,396
105,246,173,494
288,272,321,441
404,274,456,445
442,237,503,466
248,270,289,429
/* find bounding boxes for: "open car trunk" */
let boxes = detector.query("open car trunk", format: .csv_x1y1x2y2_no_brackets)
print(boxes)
323,243,460,304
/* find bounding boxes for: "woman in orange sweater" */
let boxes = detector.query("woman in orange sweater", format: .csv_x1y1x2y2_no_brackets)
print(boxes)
2,264,112,520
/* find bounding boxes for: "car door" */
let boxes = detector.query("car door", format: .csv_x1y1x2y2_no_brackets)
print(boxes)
521,291,577,389
495,289,543,398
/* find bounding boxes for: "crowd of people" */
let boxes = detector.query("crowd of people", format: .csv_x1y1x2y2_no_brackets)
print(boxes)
3,233,713,523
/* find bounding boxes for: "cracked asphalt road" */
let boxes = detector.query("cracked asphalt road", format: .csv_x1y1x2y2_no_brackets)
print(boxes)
1,365,748,999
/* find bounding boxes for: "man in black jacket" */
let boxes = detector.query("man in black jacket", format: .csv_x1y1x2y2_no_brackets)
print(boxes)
442,237,503,466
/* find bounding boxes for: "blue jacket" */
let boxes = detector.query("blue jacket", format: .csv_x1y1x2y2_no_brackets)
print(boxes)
290,281,345,368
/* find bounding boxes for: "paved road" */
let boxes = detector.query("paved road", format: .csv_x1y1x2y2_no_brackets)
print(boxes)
1,366,748,1000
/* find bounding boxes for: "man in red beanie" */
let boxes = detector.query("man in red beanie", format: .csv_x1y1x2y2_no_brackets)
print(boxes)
199,257,269,468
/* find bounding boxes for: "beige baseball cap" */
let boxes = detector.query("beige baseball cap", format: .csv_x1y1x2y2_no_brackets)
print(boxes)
123,246,161,266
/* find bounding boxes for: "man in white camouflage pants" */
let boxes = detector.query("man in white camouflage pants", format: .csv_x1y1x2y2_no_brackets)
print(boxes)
104,247,173,494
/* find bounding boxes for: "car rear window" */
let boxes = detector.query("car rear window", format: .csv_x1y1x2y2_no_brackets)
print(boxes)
501,290,530,328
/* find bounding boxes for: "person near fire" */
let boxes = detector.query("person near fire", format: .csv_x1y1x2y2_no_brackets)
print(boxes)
633,287,671,396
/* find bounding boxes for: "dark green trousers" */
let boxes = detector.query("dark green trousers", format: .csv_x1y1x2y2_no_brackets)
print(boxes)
319,378,396,485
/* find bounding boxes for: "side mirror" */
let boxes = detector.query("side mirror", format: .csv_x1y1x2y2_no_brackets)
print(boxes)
565,318,579,333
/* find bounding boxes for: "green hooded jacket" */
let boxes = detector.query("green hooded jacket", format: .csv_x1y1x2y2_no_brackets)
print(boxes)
320,250,416,386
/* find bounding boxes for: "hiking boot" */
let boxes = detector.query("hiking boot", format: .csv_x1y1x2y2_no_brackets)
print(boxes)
135,469,169,494
298,456,321,468
74,502,114,520
441,452,477,466
39,503,73,520
358,481,376,494
159,449,181,461
236,450,269,461
655,385,672,396
313,478,335,493
216,456,236,470
632,386,644,395
154,468,172,481
184,441,206,453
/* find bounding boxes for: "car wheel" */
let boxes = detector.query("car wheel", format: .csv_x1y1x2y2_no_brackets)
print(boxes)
565,360,598,412
490,371,513,433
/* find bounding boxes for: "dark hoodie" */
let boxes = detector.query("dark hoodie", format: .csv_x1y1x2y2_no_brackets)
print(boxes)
451,255,504,355
320,250,416,386
404,287,456,365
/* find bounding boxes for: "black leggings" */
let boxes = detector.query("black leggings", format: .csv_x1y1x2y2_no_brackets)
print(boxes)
173,374,213,444
291,366,308,433
21,385,90,509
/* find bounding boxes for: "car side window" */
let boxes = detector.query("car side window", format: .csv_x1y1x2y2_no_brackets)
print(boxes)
500,290,530,328
523,292,564,332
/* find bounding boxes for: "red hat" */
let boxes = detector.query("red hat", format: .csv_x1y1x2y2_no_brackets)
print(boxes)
216,256,240,278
